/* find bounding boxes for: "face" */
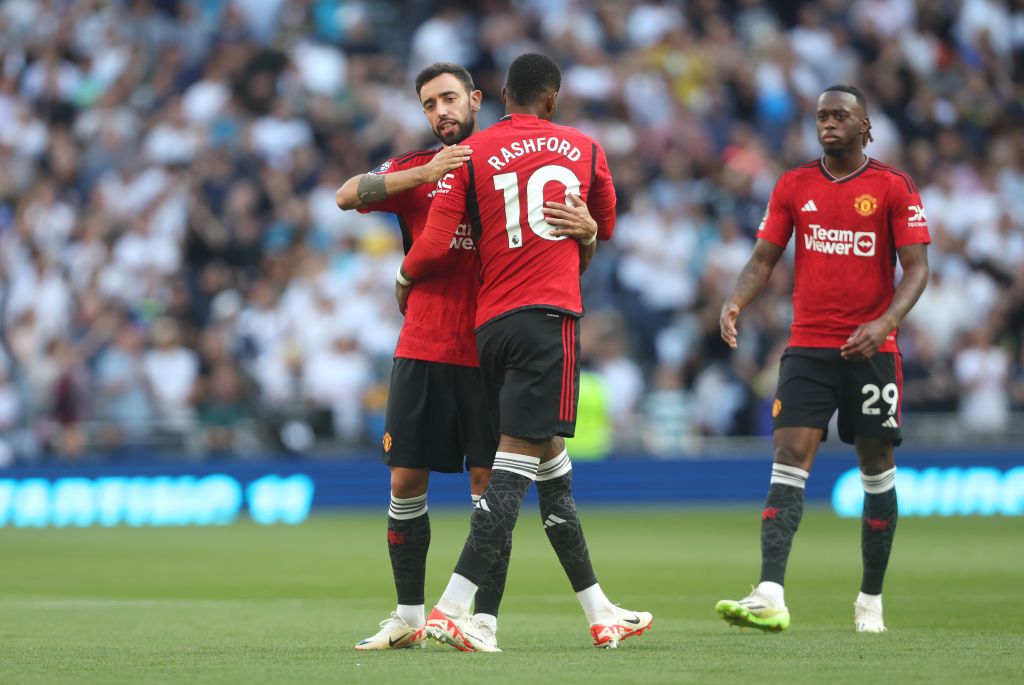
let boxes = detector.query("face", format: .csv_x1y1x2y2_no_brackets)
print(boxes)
419,73,481,145
815,91,866,155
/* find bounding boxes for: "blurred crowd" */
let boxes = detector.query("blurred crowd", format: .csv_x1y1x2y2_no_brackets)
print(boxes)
0,0,1022,464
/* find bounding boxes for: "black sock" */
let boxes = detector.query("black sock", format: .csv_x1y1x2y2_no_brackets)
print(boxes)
759,464,808,586
536,454,597,592
473,533,511,617
861,469,898,595
387,494,430,606
453,454,538,585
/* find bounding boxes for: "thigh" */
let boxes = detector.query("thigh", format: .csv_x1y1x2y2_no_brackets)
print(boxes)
382,358,467,473
838,352,903,446
772,348,841,440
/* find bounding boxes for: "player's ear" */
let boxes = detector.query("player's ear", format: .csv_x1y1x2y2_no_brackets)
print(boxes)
861,114,870,134
546,91,558,118
470,89,482,113
500,86,508,108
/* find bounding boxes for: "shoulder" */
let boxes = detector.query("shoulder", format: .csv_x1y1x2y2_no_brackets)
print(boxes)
551,121,600,148
381,146,440,172
866,158,919,195
773,161,818,195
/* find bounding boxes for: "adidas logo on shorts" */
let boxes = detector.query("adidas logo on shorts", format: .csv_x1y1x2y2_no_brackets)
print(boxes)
882,417,899,429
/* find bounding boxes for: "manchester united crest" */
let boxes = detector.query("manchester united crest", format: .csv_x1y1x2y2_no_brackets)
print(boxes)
772,399,782,418
382,432,393,452
854,194,878,217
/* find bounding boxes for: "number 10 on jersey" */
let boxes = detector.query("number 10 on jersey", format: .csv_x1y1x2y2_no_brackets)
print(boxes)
493,165,582,248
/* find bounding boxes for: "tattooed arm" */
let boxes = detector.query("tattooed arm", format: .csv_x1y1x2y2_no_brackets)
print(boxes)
335,145,472,211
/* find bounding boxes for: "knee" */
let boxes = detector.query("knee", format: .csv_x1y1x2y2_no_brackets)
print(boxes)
859,452,895,476
774,442,812,471
469,468,490,495
856,438,895,475
390,470,428,499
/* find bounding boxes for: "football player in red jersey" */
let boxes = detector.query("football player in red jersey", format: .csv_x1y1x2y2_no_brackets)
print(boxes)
399,53,652,651
337,63,599,651
715,85,930,634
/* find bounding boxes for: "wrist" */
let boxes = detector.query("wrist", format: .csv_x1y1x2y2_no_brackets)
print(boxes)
396,265,412,286
581,232,597,246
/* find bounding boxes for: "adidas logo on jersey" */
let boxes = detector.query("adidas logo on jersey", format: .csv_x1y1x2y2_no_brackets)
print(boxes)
800,200,818,212
543,514,567,528
882,417,899,429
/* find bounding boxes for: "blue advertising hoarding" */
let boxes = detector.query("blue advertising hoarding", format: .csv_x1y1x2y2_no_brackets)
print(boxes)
0,448,1020,528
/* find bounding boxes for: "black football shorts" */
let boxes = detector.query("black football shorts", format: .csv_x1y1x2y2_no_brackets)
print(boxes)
772,346,903,446
475,308,581,440
381,358,498,472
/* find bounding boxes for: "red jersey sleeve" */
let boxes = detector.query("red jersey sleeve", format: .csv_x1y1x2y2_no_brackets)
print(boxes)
889,175,931,248
589,144,616,240
401,164,468,280
756,174,794,248
355,157,415,216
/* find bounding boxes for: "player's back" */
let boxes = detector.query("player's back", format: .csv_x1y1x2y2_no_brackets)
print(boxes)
463,113,615,329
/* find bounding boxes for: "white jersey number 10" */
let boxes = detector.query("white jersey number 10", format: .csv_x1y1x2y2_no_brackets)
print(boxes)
493,165,581,249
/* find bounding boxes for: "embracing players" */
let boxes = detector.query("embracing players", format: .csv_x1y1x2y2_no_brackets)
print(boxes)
715,85,930,633
338,63,599,651
397,53,652,651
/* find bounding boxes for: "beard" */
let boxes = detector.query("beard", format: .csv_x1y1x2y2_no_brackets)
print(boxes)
433,110,474,145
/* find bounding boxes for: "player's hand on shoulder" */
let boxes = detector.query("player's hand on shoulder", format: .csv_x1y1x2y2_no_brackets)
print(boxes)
720,302,740,349
841,318,893,361
423,145,472,183
545,193,597,244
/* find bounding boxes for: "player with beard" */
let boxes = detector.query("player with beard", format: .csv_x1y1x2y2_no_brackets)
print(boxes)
397,53,653,652
715,85,930,633
337,63,598,651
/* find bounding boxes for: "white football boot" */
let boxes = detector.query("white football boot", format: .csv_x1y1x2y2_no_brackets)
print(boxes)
354,612,426,650
589,606,654,648
424,607,501,652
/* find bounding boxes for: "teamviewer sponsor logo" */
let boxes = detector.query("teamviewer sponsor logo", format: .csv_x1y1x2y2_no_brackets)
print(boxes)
449,224,476,250
853,232,875,256
804,225,876,257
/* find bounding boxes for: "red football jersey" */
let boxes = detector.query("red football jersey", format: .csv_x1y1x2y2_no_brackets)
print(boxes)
358,148,479,367
757,157,931,352
403,114,616,329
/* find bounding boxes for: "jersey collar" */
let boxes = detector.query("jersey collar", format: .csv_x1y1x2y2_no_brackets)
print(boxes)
819,155,870,183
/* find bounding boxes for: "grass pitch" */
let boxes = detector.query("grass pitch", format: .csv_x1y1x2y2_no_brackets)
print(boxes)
1,507,1021,684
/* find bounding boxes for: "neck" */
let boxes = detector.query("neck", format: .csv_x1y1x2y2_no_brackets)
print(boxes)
505,105,546,118
822,149,868,180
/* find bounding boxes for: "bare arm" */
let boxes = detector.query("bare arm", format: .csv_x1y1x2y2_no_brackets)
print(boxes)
841,242,929,361
720,239,785,349
335,145,472,211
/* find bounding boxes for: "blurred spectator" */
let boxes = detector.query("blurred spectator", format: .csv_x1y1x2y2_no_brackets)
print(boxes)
142,318,198,434
94,320,154,445
954,327,1012,434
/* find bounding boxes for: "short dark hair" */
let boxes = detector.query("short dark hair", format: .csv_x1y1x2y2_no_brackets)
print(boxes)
822,84,868,112
415,63,475,97
505,53,561,106
821,84,873,148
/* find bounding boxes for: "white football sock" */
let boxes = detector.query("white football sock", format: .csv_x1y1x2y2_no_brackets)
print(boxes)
437,573,477,618
473,612,497,632
756,580,786,606
577,583,616,624
856,591,882,609
396,603,424,627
